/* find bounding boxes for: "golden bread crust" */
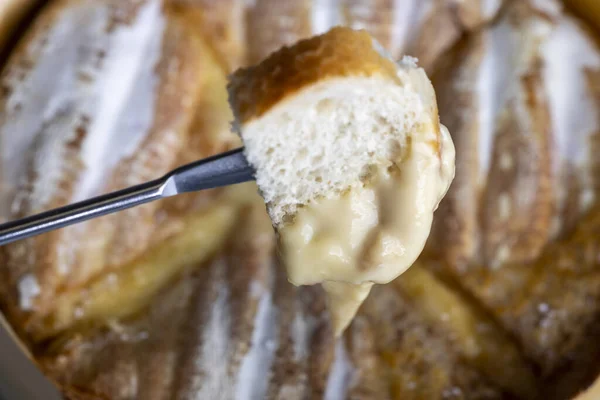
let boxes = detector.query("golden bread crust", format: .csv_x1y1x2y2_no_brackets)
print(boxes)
227,27,400,124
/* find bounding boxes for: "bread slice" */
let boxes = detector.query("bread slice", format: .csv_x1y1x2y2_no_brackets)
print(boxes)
228,27,455,335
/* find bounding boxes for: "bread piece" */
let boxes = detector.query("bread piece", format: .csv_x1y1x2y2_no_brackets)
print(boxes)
229,27,455,335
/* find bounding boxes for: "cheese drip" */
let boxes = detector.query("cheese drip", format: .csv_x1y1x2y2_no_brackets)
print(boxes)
279,125,455,335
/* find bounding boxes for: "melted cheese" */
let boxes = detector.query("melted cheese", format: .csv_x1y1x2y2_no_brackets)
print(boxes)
279,126,455,335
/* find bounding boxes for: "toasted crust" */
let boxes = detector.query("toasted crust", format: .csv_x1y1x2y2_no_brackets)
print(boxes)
227,27,400,124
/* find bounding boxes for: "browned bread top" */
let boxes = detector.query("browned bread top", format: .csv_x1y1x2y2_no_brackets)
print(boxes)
227,26,400,124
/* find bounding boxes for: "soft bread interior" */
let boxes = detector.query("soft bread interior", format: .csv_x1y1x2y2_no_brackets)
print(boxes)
240,74,426,225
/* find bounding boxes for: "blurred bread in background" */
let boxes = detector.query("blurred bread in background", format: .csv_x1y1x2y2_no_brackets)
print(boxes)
0,0,44,57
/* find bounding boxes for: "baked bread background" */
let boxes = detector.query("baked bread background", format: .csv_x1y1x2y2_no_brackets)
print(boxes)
0,0,599,399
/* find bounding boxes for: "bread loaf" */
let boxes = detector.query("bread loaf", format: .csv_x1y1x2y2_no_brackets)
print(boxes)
1,0,600,399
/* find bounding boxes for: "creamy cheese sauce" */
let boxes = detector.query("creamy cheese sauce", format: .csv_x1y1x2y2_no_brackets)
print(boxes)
279,125,455,335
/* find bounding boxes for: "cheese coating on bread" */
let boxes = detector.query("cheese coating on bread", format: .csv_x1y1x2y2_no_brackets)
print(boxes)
229,27,455,335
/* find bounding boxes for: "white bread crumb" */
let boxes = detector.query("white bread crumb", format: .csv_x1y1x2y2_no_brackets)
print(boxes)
233,70,429,226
